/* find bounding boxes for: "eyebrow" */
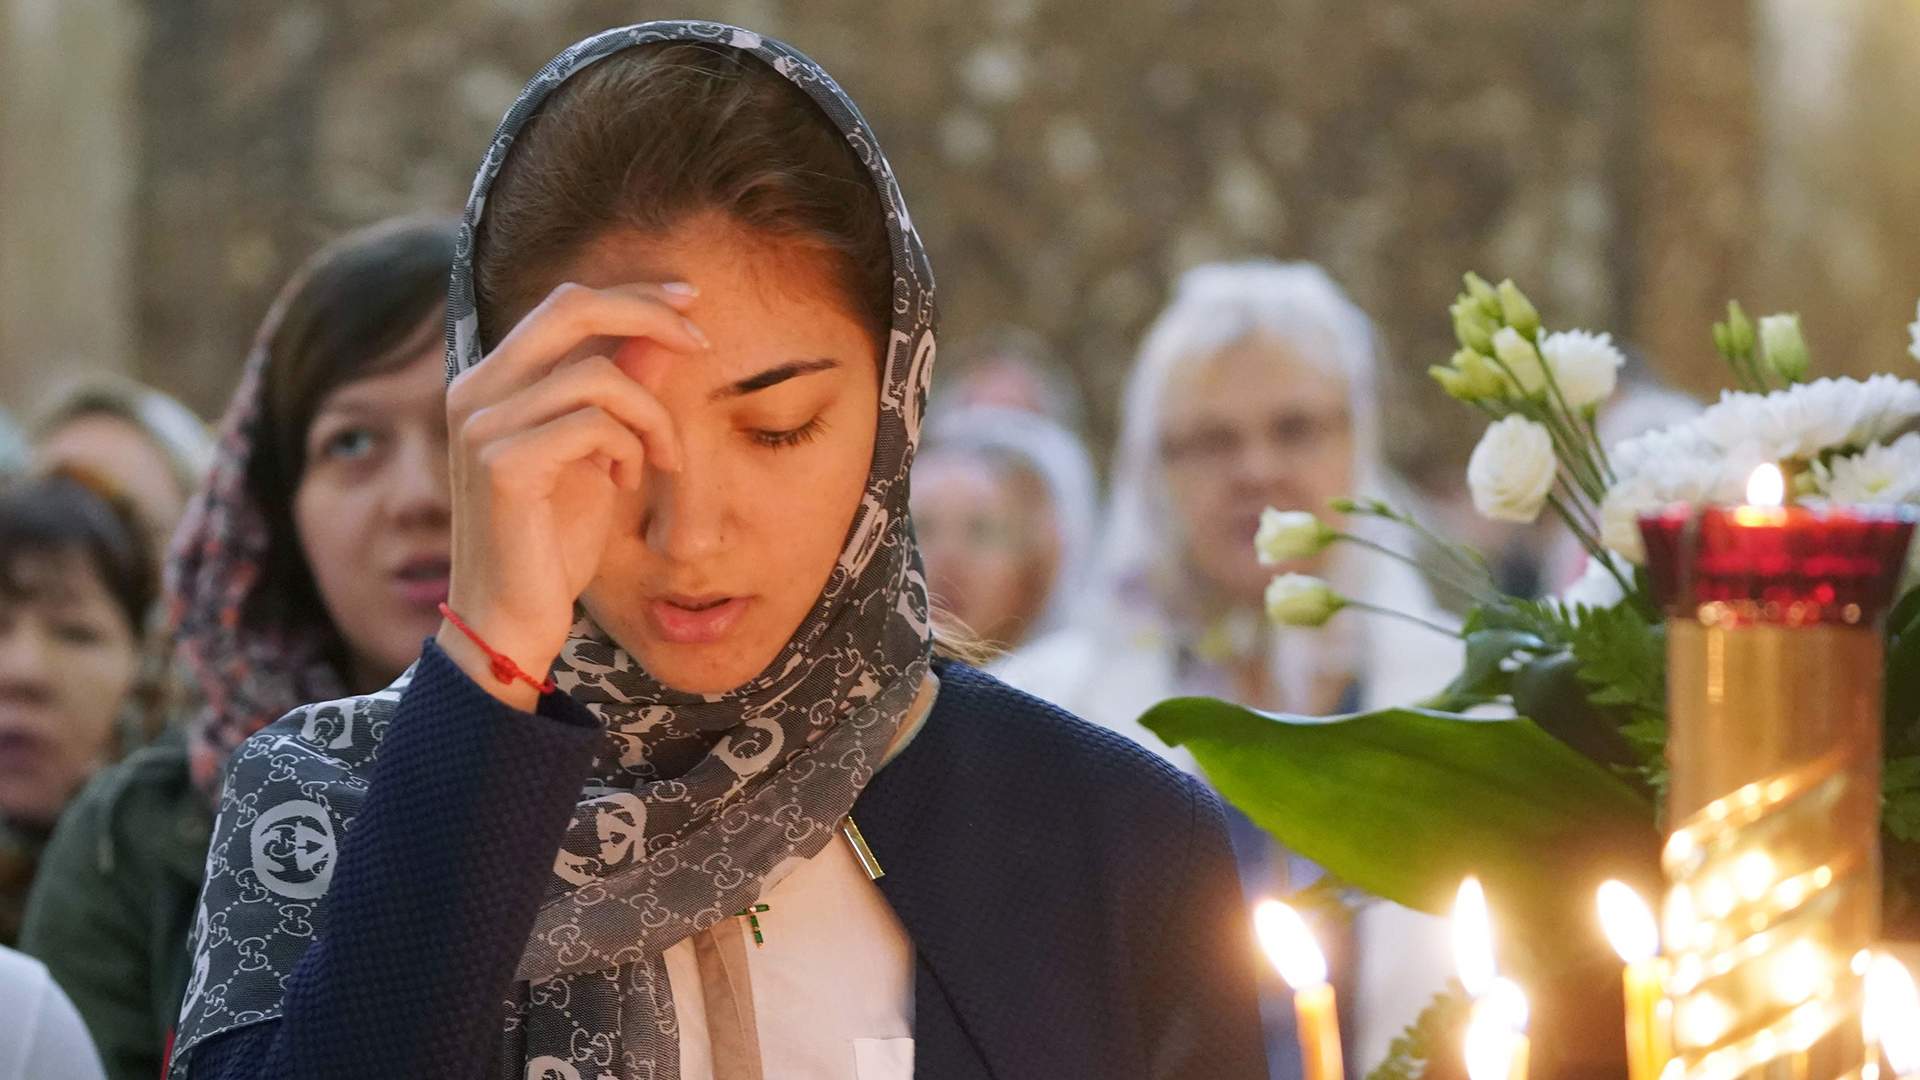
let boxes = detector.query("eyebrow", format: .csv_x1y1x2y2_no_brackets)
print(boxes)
711,358,840,401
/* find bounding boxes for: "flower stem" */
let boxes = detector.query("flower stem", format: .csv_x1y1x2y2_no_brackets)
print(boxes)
1546,492,1637,601
1344,600,1460,639
1331,532,1494,605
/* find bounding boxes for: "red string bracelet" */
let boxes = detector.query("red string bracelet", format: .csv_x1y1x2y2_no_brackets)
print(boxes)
438,602,557,694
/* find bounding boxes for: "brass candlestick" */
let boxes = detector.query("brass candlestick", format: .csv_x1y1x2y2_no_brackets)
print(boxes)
1641,484,1914,1080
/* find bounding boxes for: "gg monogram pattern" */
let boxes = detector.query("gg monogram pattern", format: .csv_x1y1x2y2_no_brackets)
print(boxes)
173,21,937,1080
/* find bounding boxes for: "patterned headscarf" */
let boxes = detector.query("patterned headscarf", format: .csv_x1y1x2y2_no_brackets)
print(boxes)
174,22,937,1080
166,277,350,799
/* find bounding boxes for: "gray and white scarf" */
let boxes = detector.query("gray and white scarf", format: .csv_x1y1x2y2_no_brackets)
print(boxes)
172,21,937,1080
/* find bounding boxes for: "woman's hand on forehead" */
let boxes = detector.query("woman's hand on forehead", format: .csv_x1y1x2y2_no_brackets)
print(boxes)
437,279,713,707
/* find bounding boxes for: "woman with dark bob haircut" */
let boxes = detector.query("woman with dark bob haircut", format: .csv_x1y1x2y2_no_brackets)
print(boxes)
170,24,1263,1080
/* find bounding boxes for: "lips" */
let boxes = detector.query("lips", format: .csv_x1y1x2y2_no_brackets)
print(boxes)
391,556,451,610
0,728,50,776
647,594,751,645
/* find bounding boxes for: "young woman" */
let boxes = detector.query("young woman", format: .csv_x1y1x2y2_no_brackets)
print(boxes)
169,23,1263,1080
19,218,455,1080
0,473,154,947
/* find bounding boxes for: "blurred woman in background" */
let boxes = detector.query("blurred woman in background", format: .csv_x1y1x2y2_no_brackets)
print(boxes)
18,217,455,1080
997,260,1457,1074
912,405,1097,656
0,473,155,947
31,377,214,563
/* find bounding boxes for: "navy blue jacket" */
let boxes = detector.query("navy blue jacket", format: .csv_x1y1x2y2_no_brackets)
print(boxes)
182,643,1266,1078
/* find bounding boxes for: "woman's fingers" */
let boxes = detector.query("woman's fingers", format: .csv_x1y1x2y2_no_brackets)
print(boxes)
462,354,684,473
478,406,650,496
449,282,708,414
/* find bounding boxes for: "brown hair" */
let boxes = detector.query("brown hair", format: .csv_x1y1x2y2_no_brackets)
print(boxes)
472,41,892,354
247,217,456,637
0,470,156,634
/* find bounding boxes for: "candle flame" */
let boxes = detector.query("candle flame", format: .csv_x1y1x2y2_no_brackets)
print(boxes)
1253,899,1328,990
1454,876,1496,998
1747,463,1786,508
1483,976,1531,1033
1597,880,1659,964
1865,953,1920,1077
1464,983,1530,1080
1464,1013,1524,1080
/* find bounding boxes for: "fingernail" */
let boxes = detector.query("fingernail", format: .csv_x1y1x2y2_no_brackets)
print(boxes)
683,318,712,350
661,282,699,298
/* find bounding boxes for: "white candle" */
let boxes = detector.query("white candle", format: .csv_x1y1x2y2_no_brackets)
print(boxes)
1598,881,1671,1080
1255,900,1344,1080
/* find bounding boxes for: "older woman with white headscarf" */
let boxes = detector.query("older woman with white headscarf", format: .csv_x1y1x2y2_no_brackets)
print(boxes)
997,259,1458,1074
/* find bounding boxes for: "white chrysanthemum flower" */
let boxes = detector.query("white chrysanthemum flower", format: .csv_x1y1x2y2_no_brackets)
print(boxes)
1607,423,1719,484
1909,299,1920,364
1598,458,1739,564
1540,330,1625,409
1696,376,1920,463
1811,432,1920,505
1467,416,1557,524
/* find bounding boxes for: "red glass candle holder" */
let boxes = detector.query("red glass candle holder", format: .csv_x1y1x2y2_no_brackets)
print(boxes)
1638,503,1916,627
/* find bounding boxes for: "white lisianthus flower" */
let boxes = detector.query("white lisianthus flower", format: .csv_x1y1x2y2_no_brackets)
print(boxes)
1467,416,1558,524
1811,432,1920,505
1541,330,1625,409
1265,574,1346,628
1909,299,1920,364
1255,508,1335,566
1757,313,1809,383
1491,327,1549,397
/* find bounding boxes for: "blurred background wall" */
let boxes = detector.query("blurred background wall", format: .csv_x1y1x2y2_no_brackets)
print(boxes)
3,0,1918,484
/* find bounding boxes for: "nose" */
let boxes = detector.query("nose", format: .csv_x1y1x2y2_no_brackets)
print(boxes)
642,454,727,563
386,428,452,529
1228,434,1293,493
0,617,54,692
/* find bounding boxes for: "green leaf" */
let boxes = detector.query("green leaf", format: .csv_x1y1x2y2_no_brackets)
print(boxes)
1886,756,1920,843
1365,983,1475,1080
1439,628,1547,703
1564,605,1669,787
1887,592,1920,752
1140,699,1658,924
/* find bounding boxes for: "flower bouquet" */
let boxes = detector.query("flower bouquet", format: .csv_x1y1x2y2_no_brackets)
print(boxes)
1140,278,1920,1077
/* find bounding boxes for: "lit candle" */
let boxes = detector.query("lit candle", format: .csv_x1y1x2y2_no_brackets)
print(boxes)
1639,464,1916,1080
1453,875,1496,999
1598,880,1671,1080
1865,953,1920,1079
1255,900,1343,1080
1464,977,1530,1080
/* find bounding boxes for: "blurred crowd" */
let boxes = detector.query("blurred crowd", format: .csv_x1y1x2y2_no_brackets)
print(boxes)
0,214,1694,1079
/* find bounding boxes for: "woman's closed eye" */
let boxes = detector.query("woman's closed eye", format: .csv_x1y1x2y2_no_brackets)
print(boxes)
52,618,110,646
749,414,828,450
